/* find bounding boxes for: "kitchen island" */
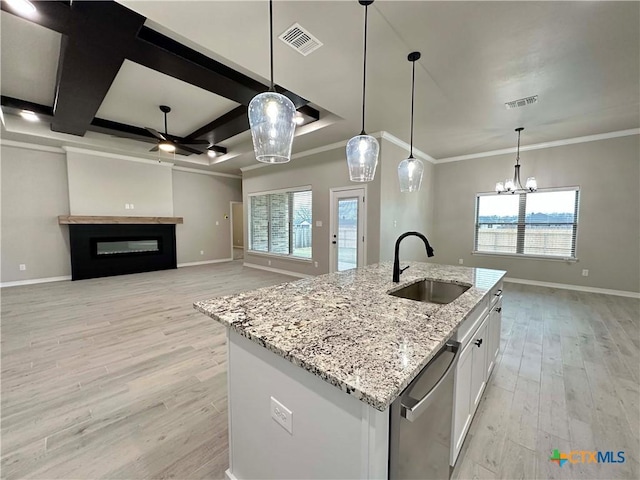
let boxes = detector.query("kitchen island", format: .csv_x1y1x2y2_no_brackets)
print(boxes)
195,262,505,480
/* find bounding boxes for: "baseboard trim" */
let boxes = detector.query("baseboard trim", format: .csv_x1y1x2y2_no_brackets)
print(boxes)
0,275,71,288
177,258,233,268
504,277,640,299
243,262,311,278
225,469,238,480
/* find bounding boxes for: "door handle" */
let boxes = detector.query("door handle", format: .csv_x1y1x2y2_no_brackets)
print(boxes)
495,289,502,296
474,338,483,347
495,307,502,313
401,341,461,422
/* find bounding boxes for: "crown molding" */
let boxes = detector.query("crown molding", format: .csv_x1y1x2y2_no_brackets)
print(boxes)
63,146,175,167
240,130,436,174
172,166,241,179
377,131,436,164
0,139,65,154
435,128,640,164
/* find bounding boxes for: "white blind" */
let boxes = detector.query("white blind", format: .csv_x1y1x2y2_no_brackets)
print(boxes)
475,188,579,259
249,189,312,259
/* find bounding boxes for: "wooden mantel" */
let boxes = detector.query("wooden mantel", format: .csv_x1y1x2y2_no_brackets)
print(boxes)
58,215,184,225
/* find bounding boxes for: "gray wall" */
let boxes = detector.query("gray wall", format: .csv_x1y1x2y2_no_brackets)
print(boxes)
66,151,174,216
1,143,243,283
1,145,71,282
378,139,436,262
242,145,381,276
232,202,244,247
432,134,640,293
172,169,242,265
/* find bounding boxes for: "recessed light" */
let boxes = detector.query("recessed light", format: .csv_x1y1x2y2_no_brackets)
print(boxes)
5,0,36,15
20,110,39,122
294,112,305,125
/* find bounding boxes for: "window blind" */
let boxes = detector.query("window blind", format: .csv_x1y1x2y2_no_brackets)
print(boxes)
249,188,312,259
475,188,579,259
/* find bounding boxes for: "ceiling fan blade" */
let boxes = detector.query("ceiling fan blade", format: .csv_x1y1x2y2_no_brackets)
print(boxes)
175,143,205,155
180,140,209,146
149,145,159,152
145,127,167,141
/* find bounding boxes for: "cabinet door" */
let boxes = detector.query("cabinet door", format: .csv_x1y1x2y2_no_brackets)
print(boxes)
486,300,502,378
451,341,473,465
470,317,488,413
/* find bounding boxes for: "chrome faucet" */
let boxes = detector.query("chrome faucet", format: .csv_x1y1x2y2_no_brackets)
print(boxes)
393,231,435,283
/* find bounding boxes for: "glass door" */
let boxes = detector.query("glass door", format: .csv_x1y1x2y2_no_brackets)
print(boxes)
330,188,365,272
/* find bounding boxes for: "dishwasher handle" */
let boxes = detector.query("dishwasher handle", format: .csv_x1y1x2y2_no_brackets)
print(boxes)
401,341,461,422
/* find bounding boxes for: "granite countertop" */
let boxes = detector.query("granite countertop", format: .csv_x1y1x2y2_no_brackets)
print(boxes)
194,262,505,411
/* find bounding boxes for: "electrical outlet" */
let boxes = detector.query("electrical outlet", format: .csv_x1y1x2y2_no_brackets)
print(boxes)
268,260,271,266
315,220,322,227
393,220,397,228
314,261,318,268
200,250,204,255
582,269,589,277
125,203,130,210
19,264,26,271
270,396,293,434
130,203,134,209
458,258,464,265
215,221,219,226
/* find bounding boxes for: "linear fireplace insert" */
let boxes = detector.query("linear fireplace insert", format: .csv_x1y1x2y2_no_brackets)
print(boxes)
69,224,177,280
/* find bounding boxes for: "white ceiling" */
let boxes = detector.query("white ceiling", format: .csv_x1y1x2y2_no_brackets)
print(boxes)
1,1,638,175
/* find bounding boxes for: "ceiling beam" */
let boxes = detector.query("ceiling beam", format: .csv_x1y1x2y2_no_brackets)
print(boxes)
184,103,321,145
50,2,146,136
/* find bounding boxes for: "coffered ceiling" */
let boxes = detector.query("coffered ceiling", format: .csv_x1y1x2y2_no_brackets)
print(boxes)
1,1,638,175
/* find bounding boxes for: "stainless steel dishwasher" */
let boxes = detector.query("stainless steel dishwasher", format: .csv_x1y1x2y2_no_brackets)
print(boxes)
389,340,461,480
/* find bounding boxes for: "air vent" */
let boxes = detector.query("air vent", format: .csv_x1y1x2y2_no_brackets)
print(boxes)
279,23,323,56
505,95,539,110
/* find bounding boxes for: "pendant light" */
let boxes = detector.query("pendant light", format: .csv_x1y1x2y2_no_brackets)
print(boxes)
346,0,379,182
495,127,538,194
398,52,424,192
248,0,296,164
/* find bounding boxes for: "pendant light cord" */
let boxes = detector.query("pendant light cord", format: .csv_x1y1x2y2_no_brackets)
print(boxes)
269,0,275,92
409,59,415,158
360,4,368,135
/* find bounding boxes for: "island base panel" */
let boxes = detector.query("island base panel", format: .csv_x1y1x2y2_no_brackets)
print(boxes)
226,330,389,479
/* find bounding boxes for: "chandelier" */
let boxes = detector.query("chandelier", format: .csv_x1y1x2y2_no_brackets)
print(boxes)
495,127,537,194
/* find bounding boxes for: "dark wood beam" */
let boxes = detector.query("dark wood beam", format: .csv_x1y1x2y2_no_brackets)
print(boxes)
184,103,320,145
0,96,53,118
51,2,146,136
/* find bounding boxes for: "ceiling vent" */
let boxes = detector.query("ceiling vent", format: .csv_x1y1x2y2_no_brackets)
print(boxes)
505,95,538,110
279,23,323,56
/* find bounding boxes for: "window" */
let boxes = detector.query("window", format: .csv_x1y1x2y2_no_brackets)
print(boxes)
249,188,312,259
474,188,580,259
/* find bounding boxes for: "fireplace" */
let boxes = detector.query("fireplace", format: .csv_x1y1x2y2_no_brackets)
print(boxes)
62,217,181,280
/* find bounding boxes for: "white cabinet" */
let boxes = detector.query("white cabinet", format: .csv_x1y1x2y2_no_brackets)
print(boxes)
470,317,489,412
452,340,473,461
451,282,503,466
486,297,502,377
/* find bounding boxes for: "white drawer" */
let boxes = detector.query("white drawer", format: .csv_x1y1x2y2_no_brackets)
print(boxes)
455,296,489,347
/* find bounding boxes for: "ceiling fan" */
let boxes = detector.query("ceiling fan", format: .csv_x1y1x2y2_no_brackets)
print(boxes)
145,105,209,155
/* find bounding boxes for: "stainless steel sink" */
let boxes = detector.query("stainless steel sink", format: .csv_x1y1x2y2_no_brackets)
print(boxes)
389,280,470,305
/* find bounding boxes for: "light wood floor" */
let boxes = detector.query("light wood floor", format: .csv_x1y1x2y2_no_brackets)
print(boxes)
1,262,638,479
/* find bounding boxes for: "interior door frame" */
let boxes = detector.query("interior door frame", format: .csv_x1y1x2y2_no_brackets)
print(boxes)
329,186,367,273
229,200,243,260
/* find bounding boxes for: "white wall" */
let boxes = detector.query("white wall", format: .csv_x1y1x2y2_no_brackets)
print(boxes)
66,149,174,216
1,145,71,282
1,143,242,284
432,134,640,293
242,145,382,276
378,138,436,262
172,169,242,265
